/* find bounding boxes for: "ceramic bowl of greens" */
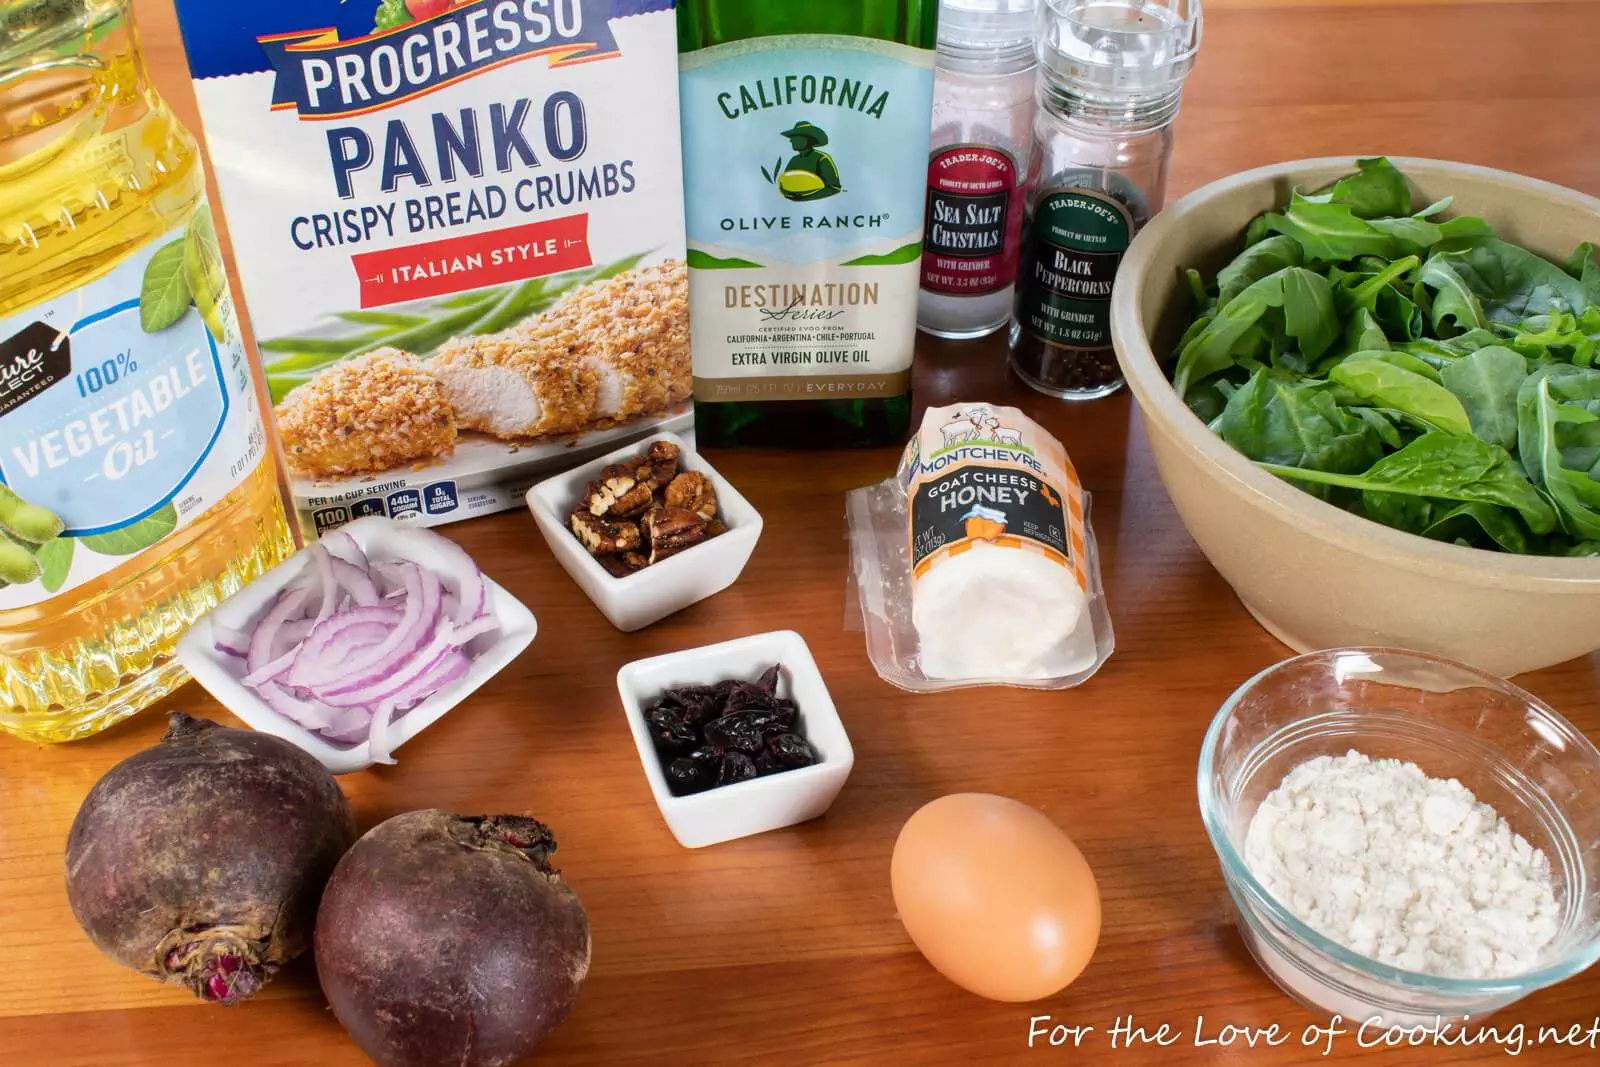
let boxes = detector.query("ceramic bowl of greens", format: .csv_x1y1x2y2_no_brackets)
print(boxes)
1112,157,1600,676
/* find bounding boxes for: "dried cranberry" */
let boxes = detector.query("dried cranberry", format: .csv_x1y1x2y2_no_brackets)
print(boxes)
645,706,699,753
665,757,714,797
766,734,817,770
717,752,758,787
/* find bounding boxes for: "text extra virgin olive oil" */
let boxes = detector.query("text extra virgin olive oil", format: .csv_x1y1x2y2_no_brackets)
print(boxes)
0,0,294,741
678,2,939,447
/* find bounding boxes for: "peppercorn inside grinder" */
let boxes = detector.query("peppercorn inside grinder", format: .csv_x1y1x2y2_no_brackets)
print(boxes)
1008,0,1202,399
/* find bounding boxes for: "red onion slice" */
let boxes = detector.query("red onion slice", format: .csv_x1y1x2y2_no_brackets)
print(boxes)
227,527,498,763
322,530,368,570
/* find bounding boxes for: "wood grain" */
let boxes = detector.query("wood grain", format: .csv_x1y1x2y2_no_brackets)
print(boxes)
3,1,1599,1064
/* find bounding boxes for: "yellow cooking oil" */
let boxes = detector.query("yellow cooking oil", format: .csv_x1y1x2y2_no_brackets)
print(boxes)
0,0,294,741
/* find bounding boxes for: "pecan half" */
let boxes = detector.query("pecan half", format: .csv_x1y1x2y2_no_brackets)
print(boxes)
583,464,643,516
705,517,728,538
608,482,655,518
569,509,642,555
641,440,680,490
621,551,650,572
664,471,717,520
643,505,707,564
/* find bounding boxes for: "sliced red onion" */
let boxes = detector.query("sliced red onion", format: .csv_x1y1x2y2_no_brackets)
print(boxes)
367,702,399,766
322,530,367,570
330,558,380,606
224,528,498,765
243,586,311,682
412,527,487,625
213,620,251,659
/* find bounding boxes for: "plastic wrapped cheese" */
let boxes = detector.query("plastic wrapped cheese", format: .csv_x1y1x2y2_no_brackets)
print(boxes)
846,402,1113,691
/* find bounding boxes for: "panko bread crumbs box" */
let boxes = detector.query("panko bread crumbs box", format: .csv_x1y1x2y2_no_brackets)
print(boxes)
171,0,689,534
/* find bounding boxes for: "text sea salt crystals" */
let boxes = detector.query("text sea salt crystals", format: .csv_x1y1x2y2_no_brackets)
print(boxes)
1244,751,1560,979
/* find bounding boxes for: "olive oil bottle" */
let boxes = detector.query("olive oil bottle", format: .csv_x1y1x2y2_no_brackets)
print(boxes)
0,0,294,740
678,1,939,447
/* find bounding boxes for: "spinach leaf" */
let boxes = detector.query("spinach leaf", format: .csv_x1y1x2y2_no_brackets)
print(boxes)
1439,345,1527,451
139,241,192,333
1329,355,1474,438
1217,369,1383,476
1301,157,1411,219
1217,235,1302,308
1418,240,1590,333
1173,267,1338,398
1261,433,1558,535
1420,502,1531,554
1259,197,1400,262
1566,241,1600,304
1528,376,1600,539
80,503,177,556
1350,407,1407,449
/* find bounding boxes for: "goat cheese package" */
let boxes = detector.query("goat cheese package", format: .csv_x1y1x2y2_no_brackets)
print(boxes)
845,401,1114,692
171,0,690,534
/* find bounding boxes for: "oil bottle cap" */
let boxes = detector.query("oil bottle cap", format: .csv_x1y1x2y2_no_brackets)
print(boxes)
938,0,1040,55
1037,0,1202,114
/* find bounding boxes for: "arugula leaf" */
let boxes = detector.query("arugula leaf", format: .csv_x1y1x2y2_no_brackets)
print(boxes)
1529,376,1600,539
1329,355,1474,438
1505,308,1600,367
79,504,177,556
1439,345,1527,451
1217,236,1302,308
1262,433,1558,535
139,241,192,333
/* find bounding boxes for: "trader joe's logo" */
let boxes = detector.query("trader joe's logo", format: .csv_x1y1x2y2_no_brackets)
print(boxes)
259,0,620,120
764,121,843,202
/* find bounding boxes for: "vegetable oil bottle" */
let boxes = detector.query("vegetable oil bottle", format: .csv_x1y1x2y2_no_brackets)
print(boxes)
678,0,939,447
0,0,294,741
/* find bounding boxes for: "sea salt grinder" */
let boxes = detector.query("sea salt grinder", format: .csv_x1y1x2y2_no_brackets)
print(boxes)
916,0,1040,341
1009,0,1202,398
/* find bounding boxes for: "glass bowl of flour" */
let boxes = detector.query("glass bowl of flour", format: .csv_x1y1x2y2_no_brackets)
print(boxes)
1198,648,1600,1031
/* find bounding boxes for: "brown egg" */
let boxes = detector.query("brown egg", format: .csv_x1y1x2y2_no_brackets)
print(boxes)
891,793,1101,1002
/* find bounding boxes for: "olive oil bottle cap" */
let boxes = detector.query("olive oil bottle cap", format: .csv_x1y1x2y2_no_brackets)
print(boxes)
1036,0,1202,120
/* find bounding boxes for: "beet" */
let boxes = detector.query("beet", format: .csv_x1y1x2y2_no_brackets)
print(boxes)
65,712,356,1003
315,811,591,1067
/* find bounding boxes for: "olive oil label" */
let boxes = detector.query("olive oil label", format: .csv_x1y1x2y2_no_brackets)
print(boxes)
171,0,689,535
679,35,936,402
0,210,267,607
1015,187,1133,350
920,145,1022,297
899,403,1087,591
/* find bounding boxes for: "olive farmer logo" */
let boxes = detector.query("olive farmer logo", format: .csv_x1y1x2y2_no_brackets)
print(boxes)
762,121,843,202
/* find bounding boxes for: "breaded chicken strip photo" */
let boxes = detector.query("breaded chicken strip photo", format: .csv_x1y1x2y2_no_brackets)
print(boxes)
275,348,456,477
430,262,691,441
431,337,601,440
522,260,692,424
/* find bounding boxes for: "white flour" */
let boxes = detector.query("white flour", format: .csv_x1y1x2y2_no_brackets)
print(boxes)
1244,751,1561,979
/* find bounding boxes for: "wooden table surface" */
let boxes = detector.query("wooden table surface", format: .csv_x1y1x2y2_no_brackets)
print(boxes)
4,1,1599,1064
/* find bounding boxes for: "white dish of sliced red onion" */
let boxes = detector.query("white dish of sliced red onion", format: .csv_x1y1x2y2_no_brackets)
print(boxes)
176,517,536,773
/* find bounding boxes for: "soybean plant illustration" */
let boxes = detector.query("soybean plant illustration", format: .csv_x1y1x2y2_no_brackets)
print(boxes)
0,484,65,591
140,203,228,341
